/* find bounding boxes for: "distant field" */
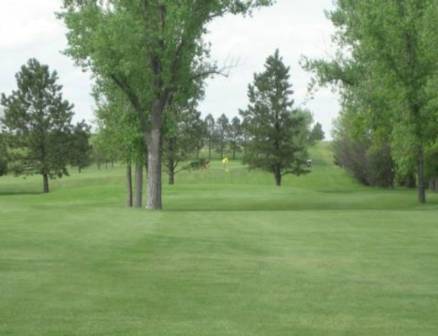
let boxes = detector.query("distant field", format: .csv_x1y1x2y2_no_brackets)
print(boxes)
1,143,437,336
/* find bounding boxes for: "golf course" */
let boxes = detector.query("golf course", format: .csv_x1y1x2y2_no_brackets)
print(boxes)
1,143,437,336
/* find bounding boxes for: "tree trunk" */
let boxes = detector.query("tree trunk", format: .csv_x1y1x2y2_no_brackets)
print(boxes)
232,146,236,160
134,161,143,208
169,166,175,185
126,163,133,208
146,102,163,210
167,137,176,185
274,167,282,187
417,146,426,204
43,173,49,193
431,178,438,192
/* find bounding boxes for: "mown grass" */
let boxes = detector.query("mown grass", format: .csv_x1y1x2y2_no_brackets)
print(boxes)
1,143,437,336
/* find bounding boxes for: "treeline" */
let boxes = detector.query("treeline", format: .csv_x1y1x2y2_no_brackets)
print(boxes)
304,0,438,202
93,49,324,207
0,59,92,192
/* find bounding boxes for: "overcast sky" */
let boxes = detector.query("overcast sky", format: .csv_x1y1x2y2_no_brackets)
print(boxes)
0,0,339,136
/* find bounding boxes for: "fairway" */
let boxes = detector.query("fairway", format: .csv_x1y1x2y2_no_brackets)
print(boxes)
1,144,438,336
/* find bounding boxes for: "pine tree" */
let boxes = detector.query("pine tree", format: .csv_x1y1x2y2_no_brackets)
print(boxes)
216,114,230,159
240,50,312,186
229,116,243,160
0,132,7,176
309,122,325,144
69,121,92,173
205,114,216,160
1,59,74,193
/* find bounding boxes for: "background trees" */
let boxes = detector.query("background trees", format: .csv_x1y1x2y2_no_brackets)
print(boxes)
0,132,7,177
216,114,230,159
229,116,243,160
205,114,217,160
0,59,76,193
240,50,312,186
94,80,146,208
309,122,325,144
69,121,92,173
60,0,273,210
305,0,438,202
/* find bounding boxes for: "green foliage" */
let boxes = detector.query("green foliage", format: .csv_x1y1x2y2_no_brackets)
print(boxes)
309,122,325,144
305,0,438,201
0,133,7,176
69,121,92,172
216,114,230,159
204,114,217,160
163,106,205,183
59,0,274,209
93,78,145,166
0,59,75,191
240,50,312,185
229,116,243,159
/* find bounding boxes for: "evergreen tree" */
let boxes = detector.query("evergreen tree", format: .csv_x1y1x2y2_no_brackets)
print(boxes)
69,121,92,173
309,122,325,144
163,107,204,185
1,59,74,193
0,132,7,176
216,114,230,159
229,116,243,160
205,114,216,160
240,50,312,186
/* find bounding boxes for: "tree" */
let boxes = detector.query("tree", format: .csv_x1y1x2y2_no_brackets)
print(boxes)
216,114,230,159
305,0,438,203
0,132,7,176
94,81,145,208
205,114,216,160
332,112,395,188
240,50,312,186
69,121,92,173
60,0,273,209
163,107,204,185
1,59,74,193
229,116,243,160
309,122,325,144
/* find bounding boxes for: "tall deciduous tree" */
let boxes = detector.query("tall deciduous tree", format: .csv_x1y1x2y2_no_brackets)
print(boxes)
60,0,273,209
240,50,312,186
1,59,74,193
305,0,438,203
94,80,145,208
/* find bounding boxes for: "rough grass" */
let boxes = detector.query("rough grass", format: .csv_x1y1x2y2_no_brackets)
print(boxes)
1,143,437,336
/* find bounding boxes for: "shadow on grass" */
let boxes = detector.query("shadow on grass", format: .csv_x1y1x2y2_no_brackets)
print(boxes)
0,190,44,196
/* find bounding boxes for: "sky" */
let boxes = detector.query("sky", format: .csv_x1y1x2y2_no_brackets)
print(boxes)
0,0,339,136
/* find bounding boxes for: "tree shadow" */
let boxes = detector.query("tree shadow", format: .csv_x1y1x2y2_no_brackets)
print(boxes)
0,190,44,196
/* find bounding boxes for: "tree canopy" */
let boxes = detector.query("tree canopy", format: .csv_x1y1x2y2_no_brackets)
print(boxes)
240,50,312,186
1,59,76,193
60,0,274,209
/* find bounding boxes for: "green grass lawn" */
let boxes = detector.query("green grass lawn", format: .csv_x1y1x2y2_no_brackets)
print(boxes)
1,143,438,335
